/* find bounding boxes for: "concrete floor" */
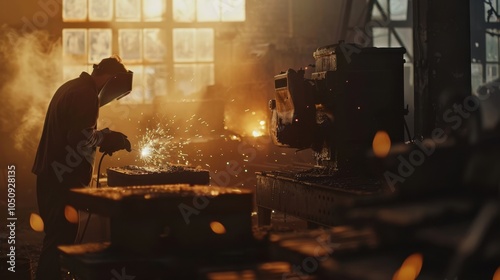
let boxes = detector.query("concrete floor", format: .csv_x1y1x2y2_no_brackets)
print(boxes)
0,207,43,279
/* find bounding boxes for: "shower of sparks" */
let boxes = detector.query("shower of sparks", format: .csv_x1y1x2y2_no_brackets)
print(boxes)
137,123,171,167
136,114,212,167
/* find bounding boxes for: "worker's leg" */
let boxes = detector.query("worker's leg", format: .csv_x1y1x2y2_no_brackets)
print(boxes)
35,174,78,280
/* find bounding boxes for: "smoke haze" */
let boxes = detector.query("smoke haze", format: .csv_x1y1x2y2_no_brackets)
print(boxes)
0,25,63,152
0,25,64,206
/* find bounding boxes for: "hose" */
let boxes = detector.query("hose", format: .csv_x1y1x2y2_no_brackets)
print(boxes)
76,152,107,244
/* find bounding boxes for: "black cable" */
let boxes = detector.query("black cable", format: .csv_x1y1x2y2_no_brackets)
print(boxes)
403,116,413,143
77,152,107,244
96,152,107,188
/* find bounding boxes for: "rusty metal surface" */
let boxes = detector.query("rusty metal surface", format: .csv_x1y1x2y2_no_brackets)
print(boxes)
69,185,254,254
107,165,210,186
263,168,382,194
69,184,252,217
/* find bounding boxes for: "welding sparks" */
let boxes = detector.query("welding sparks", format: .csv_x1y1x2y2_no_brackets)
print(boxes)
250,119,268,137
137,123,171,167
141,145,152,158
137,115,213,167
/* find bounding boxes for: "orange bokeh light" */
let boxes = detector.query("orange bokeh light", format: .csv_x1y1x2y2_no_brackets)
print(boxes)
372,130,391,158
493,266,500,280
210,221,226,235
64,205,79,224
392,253,423,280
30,213,44,232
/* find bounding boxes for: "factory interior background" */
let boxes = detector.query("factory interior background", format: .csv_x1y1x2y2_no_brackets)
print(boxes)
1,0,413,210
1,0,500,279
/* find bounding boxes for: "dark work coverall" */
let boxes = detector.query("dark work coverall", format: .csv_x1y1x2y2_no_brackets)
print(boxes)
32,72,102,280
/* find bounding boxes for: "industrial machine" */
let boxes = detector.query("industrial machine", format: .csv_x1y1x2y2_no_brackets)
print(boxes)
256,42,408,226
270,42,407,174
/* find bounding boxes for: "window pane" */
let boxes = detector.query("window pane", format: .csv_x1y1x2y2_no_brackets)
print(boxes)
485,1,498,22
173,28,196,62
471,63,483,93
486,33,499,62
371,0,388,20
145,66,168,101
119,29,143,62
88,29,112,63
196,63,215,88
173,28,214,62
174,64,196,96
63,0,88,21
372,27,389,47
143,0,166,21
197,0,220,22
174,64,213,96
221,0,245,22
486,63,498,82
89,0,113,21
391,27,412,61
116,0,141,21
390,0,408,21
173,0,196,22
144,29,166,62
195,28,214,61
63,29,87,61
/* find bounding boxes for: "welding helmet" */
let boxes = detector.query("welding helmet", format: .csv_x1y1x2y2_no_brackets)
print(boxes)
98,70,134,107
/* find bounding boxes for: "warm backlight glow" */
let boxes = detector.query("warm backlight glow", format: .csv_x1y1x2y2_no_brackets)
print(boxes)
30,213,44,232
493,266,500,280
392,253,423,280
372,130,391,158
252,130,264,138
143,0,165,20
210,221,226,234
64,205,79,224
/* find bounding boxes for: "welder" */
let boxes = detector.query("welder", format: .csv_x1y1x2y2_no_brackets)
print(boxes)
32,56,133,280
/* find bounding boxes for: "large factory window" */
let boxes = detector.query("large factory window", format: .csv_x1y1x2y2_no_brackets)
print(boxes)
61,0,241,103
169,0,245,97
471,1,500,91
62,0,168,104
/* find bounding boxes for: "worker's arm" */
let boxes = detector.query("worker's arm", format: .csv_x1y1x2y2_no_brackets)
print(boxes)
67,88,131,156
66,87,101,150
